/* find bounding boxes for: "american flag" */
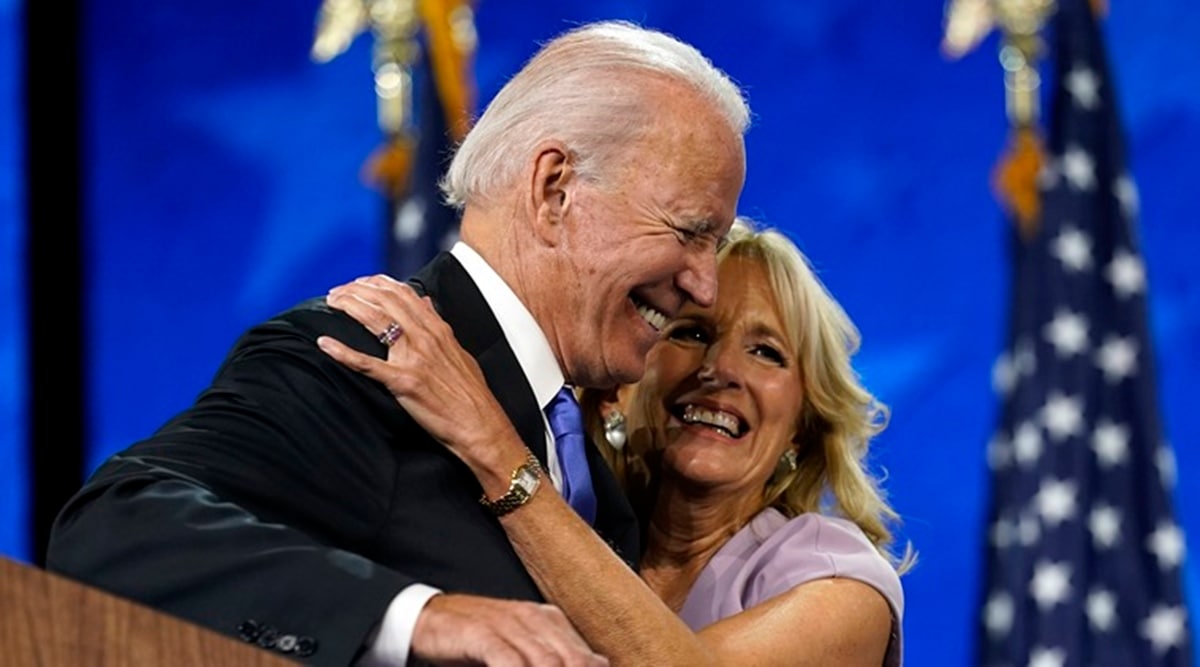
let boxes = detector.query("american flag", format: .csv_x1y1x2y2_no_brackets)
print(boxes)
977,1,1194,665
387,50,462,280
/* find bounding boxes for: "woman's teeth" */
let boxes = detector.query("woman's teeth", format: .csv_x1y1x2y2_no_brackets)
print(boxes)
681,404,741,437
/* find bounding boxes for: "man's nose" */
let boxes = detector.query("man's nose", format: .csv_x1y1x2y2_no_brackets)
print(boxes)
678,251,718,308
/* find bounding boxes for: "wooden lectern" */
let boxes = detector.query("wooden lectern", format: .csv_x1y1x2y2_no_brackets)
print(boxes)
0,556,297,665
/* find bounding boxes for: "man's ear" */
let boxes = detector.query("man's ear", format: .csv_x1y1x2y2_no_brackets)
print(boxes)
528,141,574,245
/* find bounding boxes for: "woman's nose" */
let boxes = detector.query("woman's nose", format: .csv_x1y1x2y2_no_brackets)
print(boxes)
696,342,740,388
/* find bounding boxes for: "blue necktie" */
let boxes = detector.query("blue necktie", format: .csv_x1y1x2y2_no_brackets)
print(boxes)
545,387,597,525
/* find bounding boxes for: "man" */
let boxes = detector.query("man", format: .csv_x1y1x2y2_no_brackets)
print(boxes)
47,20,748,666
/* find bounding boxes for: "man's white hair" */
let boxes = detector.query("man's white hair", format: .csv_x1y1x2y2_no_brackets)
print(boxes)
441,20,750,209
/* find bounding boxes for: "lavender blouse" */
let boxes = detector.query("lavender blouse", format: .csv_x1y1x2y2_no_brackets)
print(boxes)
678,508,905,666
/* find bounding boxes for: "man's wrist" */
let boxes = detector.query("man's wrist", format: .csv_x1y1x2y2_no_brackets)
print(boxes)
355,584,441,667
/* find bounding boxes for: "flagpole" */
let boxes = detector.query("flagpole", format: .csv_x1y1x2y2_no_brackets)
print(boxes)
993,0,1056,132
311,0,423,197
364,1,422,146
991,0,1056,239
311,0,476,202
942,0,1057,238
311,1,477,278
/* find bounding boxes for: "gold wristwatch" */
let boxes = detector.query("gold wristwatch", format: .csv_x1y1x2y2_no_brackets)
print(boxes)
479,451,543,516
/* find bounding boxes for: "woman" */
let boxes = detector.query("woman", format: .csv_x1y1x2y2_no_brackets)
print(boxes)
320,219,913,665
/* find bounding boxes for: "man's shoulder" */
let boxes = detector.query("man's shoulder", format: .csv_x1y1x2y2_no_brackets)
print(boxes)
253,296,349,338
269,295,340,326
215,295,374,363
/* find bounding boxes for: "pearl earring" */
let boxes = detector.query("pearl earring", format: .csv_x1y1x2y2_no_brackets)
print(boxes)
603,410,627,450
774,449,798,478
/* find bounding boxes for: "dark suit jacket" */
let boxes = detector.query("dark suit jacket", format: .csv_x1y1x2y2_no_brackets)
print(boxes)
46,253,640,666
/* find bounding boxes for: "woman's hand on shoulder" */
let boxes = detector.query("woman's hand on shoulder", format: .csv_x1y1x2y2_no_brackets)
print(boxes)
319,274,524,475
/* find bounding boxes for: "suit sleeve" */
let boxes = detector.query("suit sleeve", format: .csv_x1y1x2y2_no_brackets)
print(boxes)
47,301,416,666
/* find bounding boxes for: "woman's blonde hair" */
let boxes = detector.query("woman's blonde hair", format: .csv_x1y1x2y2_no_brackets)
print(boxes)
583,217,914,572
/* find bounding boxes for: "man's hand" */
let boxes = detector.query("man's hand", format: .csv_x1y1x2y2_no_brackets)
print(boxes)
410,593,608,666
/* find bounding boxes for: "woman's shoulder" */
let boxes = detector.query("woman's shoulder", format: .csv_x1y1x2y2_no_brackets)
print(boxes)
745,509,904,617
683,510,905,665
756,511,877,556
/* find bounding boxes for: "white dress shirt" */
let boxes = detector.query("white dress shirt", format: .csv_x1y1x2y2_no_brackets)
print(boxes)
358,242,567,666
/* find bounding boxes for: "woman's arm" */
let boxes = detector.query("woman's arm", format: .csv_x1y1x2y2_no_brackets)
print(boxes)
319,274,894,666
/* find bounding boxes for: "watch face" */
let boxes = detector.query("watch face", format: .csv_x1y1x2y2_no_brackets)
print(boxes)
480,456,542,515
515,466,539,492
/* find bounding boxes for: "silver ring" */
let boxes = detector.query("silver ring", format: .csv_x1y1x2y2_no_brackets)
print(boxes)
378,322,402,347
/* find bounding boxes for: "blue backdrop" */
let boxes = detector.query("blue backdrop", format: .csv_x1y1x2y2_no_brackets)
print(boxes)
0,0,26,562
1,1,1196,665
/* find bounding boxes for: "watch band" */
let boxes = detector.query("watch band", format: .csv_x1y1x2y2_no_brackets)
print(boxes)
479,451,543,516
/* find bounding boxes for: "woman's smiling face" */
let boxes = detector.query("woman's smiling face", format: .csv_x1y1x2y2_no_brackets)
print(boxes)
630,255,806,498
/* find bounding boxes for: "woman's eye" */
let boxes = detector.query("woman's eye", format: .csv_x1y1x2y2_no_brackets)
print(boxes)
667,325,708,343
752,344,787,366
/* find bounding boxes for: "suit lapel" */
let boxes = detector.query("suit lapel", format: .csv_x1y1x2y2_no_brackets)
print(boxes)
407,253,548,465
584,437,641,569
409,252,640,567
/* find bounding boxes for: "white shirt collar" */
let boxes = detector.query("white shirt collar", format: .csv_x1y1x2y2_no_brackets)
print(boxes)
449,241,565,409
